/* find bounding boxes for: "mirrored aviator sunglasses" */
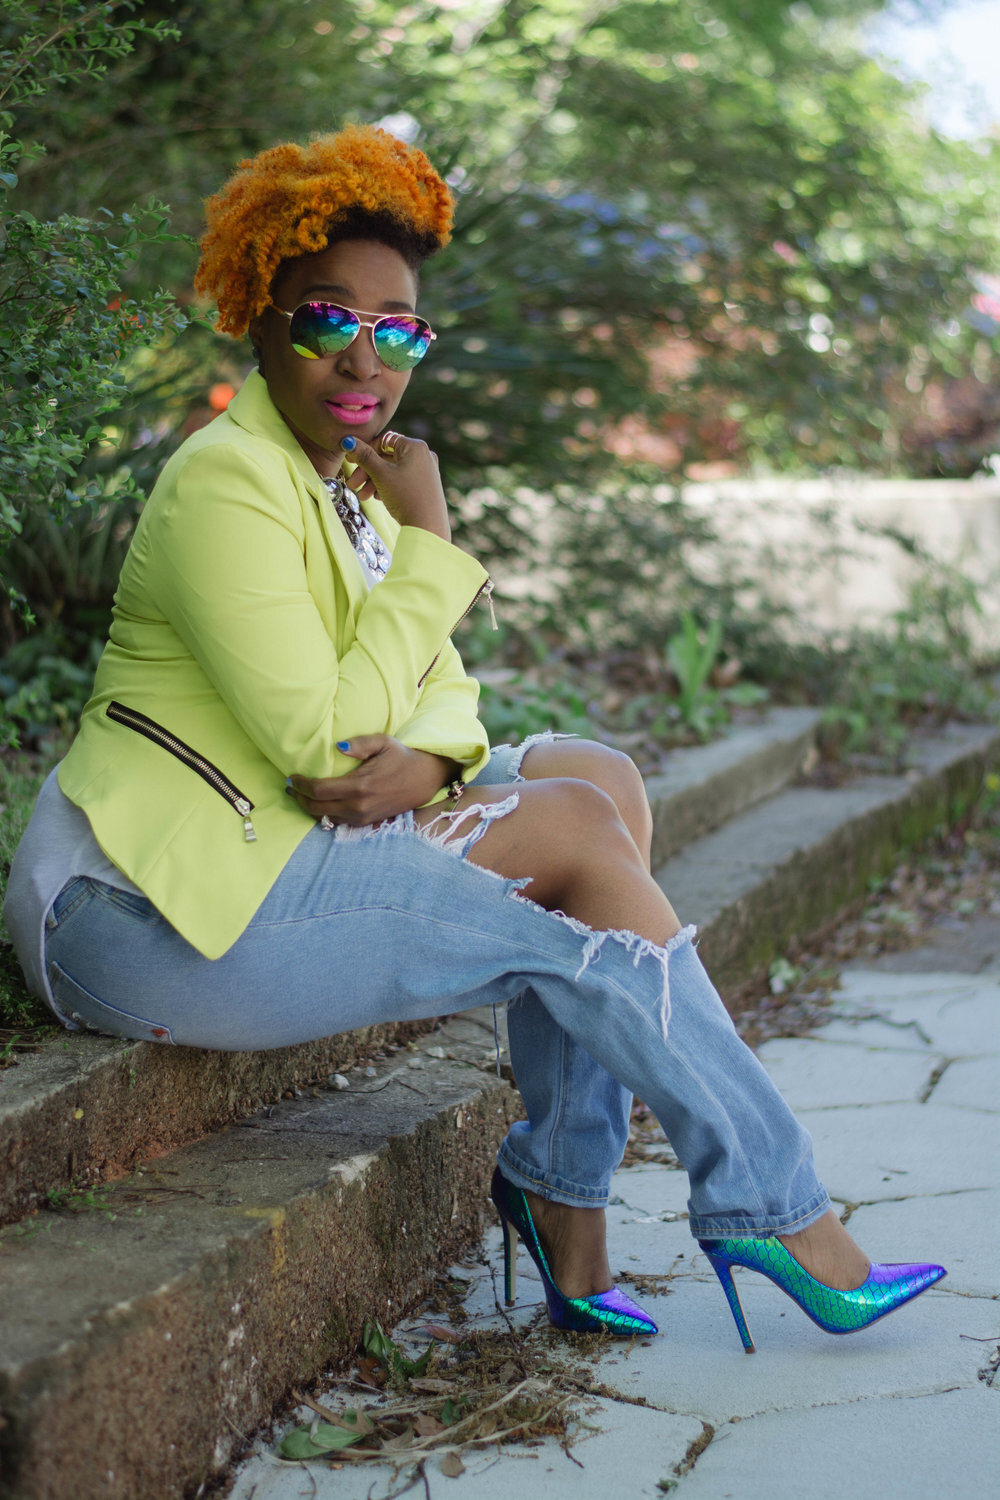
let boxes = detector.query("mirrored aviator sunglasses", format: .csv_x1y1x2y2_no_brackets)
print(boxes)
275,301,436,372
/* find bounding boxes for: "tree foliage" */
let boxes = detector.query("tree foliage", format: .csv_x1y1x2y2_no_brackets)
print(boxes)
8,0,998,499
0,1,186,571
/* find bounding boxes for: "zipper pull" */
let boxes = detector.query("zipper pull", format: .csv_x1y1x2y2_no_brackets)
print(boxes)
483,579,497,630
235,796,257,842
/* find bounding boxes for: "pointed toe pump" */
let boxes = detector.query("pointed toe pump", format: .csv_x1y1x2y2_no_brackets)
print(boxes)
490,1167,658,1336
699,1235,946,1353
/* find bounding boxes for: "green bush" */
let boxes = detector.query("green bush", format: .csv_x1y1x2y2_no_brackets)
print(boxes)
0,0,186,641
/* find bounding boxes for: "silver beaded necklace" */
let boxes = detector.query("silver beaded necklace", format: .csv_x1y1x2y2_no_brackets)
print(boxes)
323,475,391,582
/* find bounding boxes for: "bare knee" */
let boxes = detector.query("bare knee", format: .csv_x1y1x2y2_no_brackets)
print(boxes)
521,740,652,860
460,776,635,901
458,775,676,937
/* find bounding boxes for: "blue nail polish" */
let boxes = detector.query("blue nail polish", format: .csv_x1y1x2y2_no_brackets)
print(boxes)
337,740,351,752
340,436,356,451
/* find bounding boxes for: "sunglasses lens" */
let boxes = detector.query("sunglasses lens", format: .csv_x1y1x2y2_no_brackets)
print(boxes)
288,303,359,359
372,315,433,371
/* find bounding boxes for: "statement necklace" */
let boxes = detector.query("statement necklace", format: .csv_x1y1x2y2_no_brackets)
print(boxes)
323,475,391,581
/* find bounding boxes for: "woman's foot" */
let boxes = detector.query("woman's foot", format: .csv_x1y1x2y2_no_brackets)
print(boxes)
523,1189,614,1298
779,1209,871,1290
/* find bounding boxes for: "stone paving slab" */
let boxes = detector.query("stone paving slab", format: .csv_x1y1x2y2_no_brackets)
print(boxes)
925,1055,999,1112
581,1269,974,1422
672,1386,1000,1500
807,1101,998,1202
847,1189,1000,1297
229,1396,706,1500
823,969,1000,1055
756,1034,943,1110
227,1196,985,1498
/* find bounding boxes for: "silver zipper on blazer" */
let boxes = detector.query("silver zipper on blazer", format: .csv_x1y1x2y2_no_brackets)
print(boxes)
106,701,258,842
417,578,497,688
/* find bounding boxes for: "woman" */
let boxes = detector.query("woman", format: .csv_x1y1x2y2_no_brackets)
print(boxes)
4,126,943,1351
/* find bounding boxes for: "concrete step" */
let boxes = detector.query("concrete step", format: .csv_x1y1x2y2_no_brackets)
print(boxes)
0,708,819,1227
644,705,819,865
1,716,997,1500
0,1011,521,1500
658,720,1000,995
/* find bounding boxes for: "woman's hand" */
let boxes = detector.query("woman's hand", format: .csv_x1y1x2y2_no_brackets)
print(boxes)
343,433,451,541
287,735,459,826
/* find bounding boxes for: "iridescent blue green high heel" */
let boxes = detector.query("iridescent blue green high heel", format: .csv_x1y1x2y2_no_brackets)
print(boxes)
699,1236,946,1352
490,1167,658,1336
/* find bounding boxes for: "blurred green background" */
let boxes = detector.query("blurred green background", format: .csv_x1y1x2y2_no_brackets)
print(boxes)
2,0,998,760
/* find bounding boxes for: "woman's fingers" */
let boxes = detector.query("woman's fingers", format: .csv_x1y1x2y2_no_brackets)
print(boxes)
287,739,454,824
340,434,449,539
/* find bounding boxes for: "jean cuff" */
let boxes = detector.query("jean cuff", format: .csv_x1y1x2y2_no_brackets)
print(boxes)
689,1186,832,1241
496,1142,612,1208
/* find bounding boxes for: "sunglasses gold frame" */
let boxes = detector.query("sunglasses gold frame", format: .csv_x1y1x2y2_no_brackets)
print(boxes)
271,301,436,369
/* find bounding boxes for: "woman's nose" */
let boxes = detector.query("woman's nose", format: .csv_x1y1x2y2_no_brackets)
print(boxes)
335,328,381,379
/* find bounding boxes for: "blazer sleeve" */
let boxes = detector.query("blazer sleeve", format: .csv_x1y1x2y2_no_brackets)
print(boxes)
142,441,490,778
394,637,490,779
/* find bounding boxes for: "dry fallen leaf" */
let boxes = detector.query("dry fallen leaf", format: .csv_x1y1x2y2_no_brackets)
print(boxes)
381,1427,416,1452
356,1357,386,1389
415,1414,446,1438
422,1323,465,1343
300,1395,374,1434
440,1452,466,1478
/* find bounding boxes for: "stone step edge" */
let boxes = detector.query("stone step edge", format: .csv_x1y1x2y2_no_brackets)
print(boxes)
662,720,1000,997
0,1013,522,1500
0,707,819,1227
645,705,820,867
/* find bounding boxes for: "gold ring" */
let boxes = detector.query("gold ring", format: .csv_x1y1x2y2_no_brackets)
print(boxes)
378,430,403,458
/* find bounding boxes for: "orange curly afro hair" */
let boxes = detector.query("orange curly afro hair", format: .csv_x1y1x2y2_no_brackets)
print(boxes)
195,125,454,337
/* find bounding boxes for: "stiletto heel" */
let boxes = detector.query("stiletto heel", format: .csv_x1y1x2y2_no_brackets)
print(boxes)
490,1167,658,1336
699,1235,946,1351
702,1245,757,1352
499,1213,517,1305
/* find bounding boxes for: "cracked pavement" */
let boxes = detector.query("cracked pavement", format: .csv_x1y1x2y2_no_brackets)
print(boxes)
227,917,999,1500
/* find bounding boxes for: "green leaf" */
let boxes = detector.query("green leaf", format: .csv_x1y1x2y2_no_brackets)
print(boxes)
278,1421,364,1461
440,1397,468,1426
362,1318,433,1379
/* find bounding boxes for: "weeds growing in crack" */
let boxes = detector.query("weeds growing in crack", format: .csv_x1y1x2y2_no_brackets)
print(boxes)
275,1282,655,1474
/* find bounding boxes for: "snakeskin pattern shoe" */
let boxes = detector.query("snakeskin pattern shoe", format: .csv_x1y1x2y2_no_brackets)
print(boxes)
699,1235,946,1352
490,1167,658,1336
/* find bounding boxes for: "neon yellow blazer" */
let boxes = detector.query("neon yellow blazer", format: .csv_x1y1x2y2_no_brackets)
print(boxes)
58,372,492,959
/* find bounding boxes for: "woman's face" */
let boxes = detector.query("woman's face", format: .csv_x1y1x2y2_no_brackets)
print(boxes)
251,238,419,477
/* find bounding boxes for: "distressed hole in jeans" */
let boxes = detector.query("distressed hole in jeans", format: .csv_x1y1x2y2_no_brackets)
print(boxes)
417,790,522,863
507,729,578,781
418,786,686,1047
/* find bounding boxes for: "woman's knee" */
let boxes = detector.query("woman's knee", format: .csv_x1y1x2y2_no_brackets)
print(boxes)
522,740,651,856
461,776,632,891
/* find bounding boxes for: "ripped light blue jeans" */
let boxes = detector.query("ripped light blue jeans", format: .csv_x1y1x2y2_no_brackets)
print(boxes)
43,738,830,1240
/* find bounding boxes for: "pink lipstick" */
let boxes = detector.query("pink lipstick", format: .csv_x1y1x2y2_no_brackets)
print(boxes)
325,393,378,424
